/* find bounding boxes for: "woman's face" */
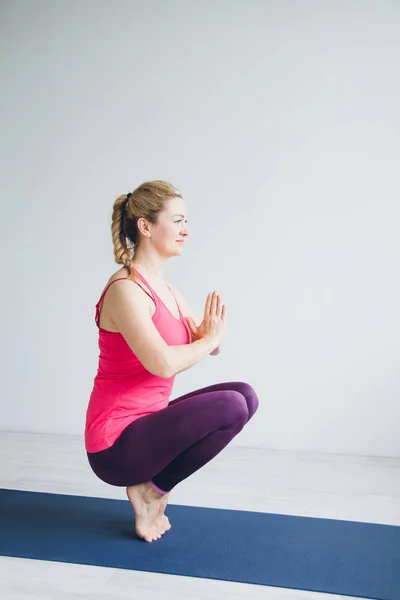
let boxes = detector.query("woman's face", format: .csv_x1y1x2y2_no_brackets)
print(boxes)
151,197,190,255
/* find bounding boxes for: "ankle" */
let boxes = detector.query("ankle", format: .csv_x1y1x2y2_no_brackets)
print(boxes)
147,481,165,499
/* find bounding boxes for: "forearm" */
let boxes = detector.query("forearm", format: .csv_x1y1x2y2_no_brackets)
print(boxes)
210,336,224,355
165,337,218,377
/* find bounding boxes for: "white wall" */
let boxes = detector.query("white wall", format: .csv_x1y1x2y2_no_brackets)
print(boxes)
1,0,399,457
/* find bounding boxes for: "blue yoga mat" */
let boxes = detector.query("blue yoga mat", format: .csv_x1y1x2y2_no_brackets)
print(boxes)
0,488,399,599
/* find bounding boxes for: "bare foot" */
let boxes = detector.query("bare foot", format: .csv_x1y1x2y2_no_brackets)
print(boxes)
126,483,168,542
156,493,171,532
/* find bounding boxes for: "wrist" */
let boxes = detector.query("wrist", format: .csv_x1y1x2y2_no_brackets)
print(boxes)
203,335,220,351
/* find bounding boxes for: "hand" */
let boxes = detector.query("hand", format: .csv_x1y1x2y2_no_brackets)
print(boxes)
185,316,202,342
185,291,226,344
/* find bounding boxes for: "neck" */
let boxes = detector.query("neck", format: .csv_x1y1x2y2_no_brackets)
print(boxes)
131,252,166,282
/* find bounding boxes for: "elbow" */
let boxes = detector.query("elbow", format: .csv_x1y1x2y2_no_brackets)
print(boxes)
162,368,174,379
157,354,174,379
163,356,177,378
159,365,174,379
148,362,172,379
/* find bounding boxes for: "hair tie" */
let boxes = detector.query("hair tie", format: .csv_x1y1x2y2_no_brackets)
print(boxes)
126,192,132,200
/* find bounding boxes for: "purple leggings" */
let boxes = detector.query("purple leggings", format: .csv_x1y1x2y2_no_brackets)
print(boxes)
87,381,259,494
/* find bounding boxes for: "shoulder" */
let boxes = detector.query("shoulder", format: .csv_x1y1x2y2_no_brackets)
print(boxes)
100,268,141,299
106,265,145,288
107,266,131,283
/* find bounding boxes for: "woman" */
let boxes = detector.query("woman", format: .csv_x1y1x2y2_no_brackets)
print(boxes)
85,180,259,543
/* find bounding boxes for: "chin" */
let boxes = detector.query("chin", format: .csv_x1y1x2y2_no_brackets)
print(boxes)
166,246,182,258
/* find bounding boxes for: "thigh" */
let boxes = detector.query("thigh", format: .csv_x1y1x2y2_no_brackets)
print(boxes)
89,388,248,486
170,380,259,421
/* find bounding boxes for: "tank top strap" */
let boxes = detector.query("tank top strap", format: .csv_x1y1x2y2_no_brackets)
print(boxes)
132,266,182,319
130,267,158,301
95,276,154,328
96,278,128,306
165,283,183,318
95,278,128,327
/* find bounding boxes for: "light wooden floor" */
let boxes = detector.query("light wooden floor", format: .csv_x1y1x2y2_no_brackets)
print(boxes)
0,431,399,599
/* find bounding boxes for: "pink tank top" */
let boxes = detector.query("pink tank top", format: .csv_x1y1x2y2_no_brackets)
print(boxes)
85,267,191,453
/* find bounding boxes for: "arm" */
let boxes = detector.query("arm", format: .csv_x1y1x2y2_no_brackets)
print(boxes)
167,281,224,356
109,280,219,378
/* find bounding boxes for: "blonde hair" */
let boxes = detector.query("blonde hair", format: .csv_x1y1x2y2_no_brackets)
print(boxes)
111,180,182,276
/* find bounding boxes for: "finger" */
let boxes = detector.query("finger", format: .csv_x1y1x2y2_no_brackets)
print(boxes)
215,292,223,315
187,323,196,339
211,291,218,312
187,317,196,331
221,304,227,320
205,293,212,316
216,293,223,314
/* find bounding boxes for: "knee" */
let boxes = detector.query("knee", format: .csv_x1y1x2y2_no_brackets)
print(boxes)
234,381,259,419
224,391,249,427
